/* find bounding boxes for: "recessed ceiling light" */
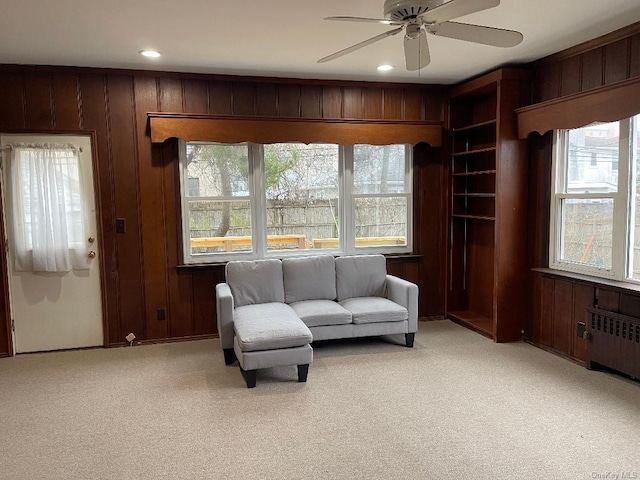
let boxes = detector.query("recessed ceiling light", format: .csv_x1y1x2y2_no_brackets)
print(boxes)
139,50,161,58
377,64,394,71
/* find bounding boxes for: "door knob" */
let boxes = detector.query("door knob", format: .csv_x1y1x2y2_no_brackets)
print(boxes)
88,251,96,258
88,236,95,244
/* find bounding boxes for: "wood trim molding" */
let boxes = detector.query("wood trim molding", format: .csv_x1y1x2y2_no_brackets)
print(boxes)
148,113,442,146
448,67,532,98
516,77,640,138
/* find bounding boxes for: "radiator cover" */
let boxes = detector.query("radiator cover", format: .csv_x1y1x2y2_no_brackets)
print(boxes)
587,306,640,379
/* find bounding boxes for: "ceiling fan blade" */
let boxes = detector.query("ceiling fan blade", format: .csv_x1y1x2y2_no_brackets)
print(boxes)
318,27,404,63
419,0,500,24
324,16,404,26
428,21,523,47
404,31,430,71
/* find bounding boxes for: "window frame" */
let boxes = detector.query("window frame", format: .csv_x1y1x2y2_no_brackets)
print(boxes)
179,140,413,264
549,118,633,281
345,144,413,255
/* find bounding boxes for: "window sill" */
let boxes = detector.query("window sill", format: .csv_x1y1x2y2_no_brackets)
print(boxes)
384,253,422,262
177,262,227,274
533,267,640,294
177,253,423,273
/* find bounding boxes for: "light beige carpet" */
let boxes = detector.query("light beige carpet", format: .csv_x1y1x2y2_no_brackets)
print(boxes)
1,320,639,479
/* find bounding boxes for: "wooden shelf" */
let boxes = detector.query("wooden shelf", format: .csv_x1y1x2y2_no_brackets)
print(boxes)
452,169,496,177
451,214,495,221
452,193,495,198
451,146,496,157
448,310,494,338
452,119,497,132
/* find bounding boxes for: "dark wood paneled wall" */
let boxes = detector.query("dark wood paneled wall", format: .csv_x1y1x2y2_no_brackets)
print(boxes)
533,23,640,103
529,274,593,362
0,65,447,354
526,23,640,361
529,271,640,364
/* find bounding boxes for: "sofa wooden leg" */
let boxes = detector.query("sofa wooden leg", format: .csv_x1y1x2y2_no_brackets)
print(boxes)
405,333,415,348
297,364,310,383
240,367,257,388
223,348,235,365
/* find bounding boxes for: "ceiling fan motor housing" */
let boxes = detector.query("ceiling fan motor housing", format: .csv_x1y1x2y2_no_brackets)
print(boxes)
383,0,448,21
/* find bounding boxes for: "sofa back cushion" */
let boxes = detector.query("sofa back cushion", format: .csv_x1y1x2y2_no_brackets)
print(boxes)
335,254,387,301
226,259,285,307
282,255,337,304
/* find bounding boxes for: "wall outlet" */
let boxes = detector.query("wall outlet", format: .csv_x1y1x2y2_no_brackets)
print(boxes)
125,333,136,343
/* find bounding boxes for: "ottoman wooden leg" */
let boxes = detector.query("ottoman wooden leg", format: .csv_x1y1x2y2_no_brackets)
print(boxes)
297,364,310,383
223,348,235,365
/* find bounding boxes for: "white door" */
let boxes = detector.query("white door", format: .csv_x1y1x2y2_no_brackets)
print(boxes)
1,134,103,353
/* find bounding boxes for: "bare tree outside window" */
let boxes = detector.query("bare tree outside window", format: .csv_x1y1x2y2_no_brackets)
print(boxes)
180,141,413,262
353,144,409,245
185,143,251,253
264,143,339,251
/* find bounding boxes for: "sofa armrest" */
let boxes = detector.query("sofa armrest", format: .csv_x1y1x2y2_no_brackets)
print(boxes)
216,283,235,350
385,275,418,333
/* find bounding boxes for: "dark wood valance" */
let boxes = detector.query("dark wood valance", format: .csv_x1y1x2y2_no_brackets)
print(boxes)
148,113,442,147
516,77,640,138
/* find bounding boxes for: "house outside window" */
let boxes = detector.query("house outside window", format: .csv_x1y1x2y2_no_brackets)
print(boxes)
188,177,200,197
550,115,640,281
179,141,412,263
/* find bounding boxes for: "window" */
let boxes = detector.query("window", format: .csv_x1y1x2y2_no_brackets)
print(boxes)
351,145,411,248
180,141,412,263
550,115,639,281
264,143,340,253
6,142,89,272
182,143,253,255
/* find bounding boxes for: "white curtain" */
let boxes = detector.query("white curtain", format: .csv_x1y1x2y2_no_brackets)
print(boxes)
8,143,89,272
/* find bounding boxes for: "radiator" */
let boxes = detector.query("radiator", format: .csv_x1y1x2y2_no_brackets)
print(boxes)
586,306,640,379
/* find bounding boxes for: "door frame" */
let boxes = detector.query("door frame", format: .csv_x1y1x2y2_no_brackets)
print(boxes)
0,129,109,356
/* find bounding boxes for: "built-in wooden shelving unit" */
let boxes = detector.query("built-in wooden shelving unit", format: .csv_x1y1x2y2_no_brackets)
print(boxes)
446,68,532,342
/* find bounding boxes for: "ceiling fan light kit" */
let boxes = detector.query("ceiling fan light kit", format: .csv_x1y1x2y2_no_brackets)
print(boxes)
319,0,523,71
139,49,162,58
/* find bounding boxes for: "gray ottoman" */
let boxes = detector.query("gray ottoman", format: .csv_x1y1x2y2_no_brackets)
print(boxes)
233,302,313,388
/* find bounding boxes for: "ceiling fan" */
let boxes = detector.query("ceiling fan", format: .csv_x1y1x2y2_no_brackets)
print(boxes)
318,0,523,71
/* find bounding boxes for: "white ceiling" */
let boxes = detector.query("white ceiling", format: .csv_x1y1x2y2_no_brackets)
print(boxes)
1,0,639,84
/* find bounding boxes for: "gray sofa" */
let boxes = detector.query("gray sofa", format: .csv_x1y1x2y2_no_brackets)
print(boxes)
216,254,418,387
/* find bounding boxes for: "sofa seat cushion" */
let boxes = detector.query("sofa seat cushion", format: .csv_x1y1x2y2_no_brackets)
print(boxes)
290,300,352,328
339,297,408,324
234,303,312,352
